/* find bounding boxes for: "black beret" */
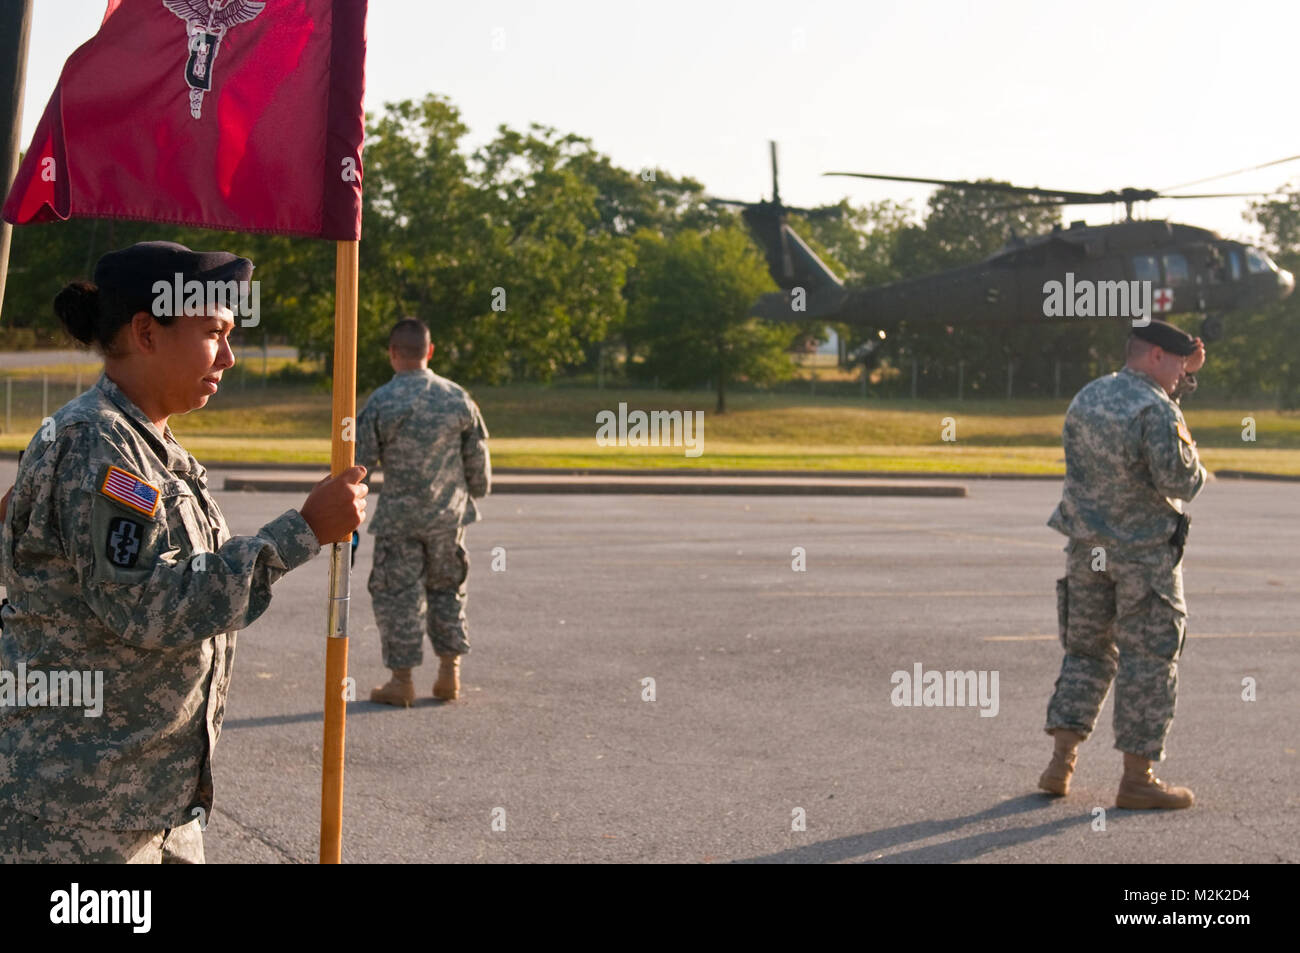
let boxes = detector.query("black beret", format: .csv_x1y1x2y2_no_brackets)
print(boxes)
1131,319,1197,356
93,241,253,304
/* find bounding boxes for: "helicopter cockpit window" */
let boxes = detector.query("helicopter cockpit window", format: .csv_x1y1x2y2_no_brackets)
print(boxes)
1246,246,1276,274
1228,249,1243,281
1162,253,1190,286
1132,254,1160,283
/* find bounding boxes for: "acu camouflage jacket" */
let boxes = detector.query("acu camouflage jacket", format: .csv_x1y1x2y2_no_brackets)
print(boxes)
0,373,319,829
1048,366,1208,559
355,368,491,536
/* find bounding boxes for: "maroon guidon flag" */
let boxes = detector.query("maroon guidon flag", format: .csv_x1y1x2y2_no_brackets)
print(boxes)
3,0,366,240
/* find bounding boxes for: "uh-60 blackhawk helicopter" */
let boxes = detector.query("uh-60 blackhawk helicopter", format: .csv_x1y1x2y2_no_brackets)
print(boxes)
719,144,1296,348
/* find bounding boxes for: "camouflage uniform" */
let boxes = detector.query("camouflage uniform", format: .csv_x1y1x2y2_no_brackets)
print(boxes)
0,373,320,862
355,368,490,668
0,804,204,864
1045,366,1207,760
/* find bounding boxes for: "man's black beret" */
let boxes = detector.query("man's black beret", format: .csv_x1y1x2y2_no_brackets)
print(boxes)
93,241,254,303
1131,319,1197,356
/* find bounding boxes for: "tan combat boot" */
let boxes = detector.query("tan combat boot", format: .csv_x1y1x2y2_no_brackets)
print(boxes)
369,667,415,707
1116,753,1195,809
432,654,460,701
1038,729,1083,796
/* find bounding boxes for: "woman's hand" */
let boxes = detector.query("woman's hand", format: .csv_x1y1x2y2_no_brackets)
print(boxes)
299,466,368,545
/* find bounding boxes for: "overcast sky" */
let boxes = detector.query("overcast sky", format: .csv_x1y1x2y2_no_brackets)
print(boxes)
19,0,1300,243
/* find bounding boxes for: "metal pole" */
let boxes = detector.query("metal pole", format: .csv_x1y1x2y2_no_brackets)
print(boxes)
0,0,34,324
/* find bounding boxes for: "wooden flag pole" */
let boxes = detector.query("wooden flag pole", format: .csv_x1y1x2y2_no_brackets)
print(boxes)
321,238,359,863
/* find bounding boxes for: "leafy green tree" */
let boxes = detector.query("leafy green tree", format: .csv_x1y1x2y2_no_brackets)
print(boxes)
792,198,911,288
1190,189,1300,406
625,226,786,413
562,152,722,238
4,217,165,338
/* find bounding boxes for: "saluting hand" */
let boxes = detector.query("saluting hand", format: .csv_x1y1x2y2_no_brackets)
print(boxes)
1185,338,1206,374
300,466,368,545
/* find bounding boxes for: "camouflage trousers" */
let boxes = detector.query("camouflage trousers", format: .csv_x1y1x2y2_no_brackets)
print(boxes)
368,527,470,669
1045,539,1188,760
0,803,204,863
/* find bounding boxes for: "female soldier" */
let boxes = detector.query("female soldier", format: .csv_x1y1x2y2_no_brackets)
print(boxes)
0,241,366,863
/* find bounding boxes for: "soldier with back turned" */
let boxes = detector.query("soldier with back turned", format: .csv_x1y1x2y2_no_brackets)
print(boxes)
357,319,490,706
1039,319,1207,810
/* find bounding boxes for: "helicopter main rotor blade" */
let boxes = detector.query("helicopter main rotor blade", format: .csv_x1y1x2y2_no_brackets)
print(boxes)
1153,191,1276,200
1160,154,1300,193
968,199,1076,213
823,171,1107,204
975,192,1272,214
706,196,841,219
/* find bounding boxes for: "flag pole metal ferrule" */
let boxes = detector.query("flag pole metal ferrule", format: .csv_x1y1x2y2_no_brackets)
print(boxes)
327,543,350,639
320,238,359,864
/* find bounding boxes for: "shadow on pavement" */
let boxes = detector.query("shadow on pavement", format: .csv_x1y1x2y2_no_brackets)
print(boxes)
734,794,1123,864
224,699,450,730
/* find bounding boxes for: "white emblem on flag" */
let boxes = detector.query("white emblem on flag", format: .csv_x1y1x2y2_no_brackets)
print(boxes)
164,0,267,119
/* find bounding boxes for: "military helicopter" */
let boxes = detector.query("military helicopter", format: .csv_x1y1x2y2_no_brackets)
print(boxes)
721,144,1296,344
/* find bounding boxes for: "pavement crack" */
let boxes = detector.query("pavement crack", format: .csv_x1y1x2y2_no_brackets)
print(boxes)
1228,811,1287,863
212,805,304,864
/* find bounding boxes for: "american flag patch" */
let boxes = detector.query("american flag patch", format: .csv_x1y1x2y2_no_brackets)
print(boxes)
100,465,160,517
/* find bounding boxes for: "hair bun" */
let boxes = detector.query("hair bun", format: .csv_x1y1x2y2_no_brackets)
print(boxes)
54,281,100,345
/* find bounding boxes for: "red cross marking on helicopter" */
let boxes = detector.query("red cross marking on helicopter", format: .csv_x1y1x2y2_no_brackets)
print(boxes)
1153,288,1175,312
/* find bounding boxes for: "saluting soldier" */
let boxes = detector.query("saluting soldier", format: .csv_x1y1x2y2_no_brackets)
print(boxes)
357,319,490,706
0,242,367,862
1039,319,1207,809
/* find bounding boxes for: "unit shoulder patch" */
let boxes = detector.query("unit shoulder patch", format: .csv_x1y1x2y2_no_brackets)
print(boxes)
106,516,144,568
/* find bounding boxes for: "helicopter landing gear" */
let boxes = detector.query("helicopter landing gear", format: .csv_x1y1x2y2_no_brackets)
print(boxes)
1199,314,1224,342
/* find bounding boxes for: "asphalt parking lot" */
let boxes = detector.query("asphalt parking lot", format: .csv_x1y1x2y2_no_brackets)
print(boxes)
177,475,1298,863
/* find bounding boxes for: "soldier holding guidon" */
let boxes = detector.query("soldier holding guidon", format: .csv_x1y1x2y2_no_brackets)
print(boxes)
0,242,367,862
1040,319,1208,810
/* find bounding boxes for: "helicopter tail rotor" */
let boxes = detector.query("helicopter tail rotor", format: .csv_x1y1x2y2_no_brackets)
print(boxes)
707,142,846,298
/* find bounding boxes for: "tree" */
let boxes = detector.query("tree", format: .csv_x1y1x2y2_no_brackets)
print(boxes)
1190,188,1300,406
562,151,722,238
625,226,787,413
284,97,635,390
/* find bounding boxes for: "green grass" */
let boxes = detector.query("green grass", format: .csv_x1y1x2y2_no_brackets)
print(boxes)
1,366,1297,475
